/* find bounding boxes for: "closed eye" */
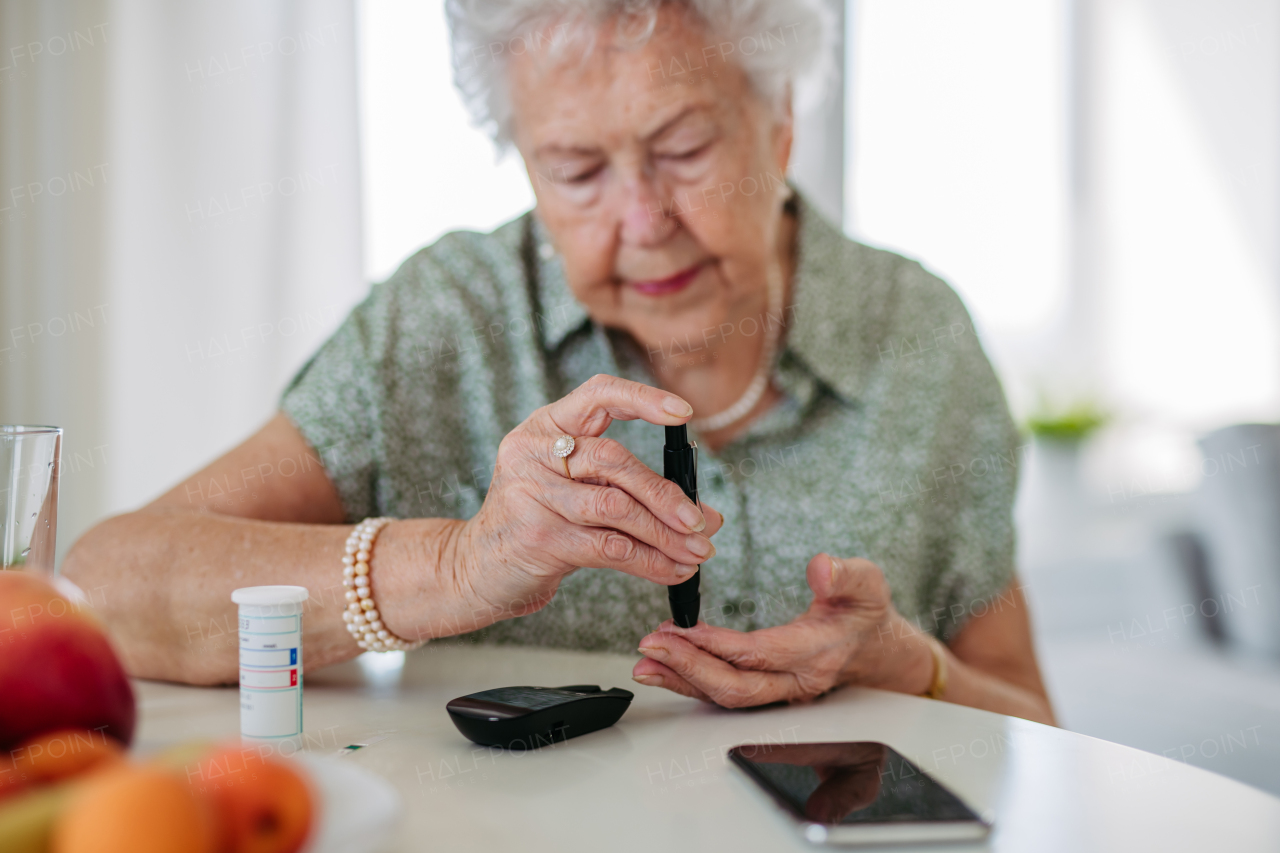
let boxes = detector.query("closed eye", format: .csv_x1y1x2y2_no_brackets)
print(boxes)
540,156,606,185
564,164,604,183
658,142,712,162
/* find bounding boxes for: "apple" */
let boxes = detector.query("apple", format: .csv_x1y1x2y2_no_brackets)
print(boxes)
0,572,136,752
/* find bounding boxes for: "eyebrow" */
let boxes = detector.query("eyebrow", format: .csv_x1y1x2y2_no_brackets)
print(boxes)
645,104,707,141
532,143,602,159
531,104,714,160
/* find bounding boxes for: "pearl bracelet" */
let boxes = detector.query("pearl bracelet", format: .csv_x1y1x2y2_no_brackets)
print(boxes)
341,517,421,652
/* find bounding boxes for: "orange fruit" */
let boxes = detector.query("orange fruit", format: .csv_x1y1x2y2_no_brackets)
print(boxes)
52,764,216,853
0,729,124,800
188,745,314,853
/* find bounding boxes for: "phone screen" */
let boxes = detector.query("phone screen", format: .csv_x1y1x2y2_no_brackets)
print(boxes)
728,742,983,827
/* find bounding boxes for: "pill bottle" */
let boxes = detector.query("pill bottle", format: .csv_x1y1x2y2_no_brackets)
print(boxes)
231,585,309,743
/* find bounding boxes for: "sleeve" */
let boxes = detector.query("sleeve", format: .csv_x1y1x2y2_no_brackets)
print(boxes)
929,361,1021,643
904,270,1022,642
277,219,540,525
279,287,387,522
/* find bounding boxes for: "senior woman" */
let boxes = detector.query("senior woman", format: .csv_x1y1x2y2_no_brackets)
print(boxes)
64,0,1054,725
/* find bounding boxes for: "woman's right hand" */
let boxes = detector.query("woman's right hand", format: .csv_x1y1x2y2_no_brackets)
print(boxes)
453,373,723,627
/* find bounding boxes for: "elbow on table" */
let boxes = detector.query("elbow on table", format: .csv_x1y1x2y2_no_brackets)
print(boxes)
60,514,122,601
60,514,238,687
61,512,154,632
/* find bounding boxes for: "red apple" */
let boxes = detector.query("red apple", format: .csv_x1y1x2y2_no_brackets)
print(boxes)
0,571,136,752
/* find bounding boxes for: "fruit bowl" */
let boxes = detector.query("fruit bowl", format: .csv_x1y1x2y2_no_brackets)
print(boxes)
295,755,402,853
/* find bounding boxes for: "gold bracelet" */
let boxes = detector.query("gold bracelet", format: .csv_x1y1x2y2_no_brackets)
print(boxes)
920,637,948,700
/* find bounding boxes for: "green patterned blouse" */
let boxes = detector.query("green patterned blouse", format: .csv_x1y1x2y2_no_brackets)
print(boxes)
281,193,1019,651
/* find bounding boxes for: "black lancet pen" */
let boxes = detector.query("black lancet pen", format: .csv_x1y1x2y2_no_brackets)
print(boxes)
664,424,701,628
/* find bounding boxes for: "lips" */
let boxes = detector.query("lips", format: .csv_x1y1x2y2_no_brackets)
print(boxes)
626,263,704,296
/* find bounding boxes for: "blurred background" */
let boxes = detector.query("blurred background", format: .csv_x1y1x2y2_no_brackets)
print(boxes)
2,0,1278,794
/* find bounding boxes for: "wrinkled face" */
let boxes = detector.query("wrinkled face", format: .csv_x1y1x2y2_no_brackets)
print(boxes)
508,6,793,365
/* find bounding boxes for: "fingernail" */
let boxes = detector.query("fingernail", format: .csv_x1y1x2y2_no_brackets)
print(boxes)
685,534,713,559
638,644,668,661
828,553,841,579
677,502,706,532
633,674,663,687
663,396,694,417
675,563,698,578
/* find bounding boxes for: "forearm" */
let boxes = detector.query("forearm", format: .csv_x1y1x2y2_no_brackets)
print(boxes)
869,617,1056,726
940,649,1057,726
61,508,472,685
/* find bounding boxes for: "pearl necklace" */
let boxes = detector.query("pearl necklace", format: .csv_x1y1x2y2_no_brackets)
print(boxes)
688,269,784,433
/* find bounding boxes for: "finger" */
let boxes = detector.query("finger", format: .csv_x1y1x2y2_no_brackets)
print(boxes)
549,435,708,534
544,373,692,438
653,620,814,672
631,658,713,702
668,552,886,645
553,523,698,586
655,552,888,660
551,480,714,566
637,633,801,708
809,553,890,606
701,502,724,537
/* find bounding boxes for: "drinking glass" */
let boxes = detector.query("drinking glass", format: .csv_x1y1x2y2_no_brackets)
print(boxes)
1,425,62,576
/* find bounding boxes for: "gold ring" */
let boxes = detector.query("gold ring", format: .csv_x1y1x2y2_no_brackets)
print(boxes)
551,435,576,481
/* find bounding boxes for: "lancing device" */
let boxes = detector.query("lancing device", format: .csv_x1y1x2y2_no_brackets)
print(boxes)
664,424,701,628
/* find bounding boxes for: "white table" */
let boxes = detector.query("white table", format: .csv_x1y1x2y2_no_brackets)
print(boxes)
134,644,1280,852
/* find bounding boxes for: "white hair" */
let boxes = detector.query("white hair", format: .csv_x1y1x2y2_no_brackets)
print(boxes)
445,0,837,149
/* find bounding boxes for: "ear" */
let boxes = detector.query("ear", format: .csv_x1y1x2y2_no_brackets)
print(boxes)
773,85,795,178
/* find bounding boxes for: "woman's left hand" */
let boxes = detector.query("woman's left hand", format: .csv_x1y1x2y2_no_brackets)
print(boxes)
632,554,936,708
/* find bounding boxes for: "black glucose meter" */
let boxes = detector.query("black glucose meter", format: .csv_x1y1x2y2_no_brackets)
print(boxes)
446,684,634,750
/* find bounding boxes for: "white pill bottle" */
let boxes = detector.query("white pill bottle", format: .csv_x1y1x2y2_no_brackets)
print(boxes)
231,585,310,743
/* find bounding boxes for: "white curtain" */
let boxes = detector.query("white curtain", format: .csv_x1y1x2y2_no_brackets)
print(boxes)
0,1,365,562
2,0,115,564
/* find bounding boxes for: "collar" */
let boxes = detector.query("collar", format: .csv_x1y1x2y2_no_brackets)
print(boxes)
529,192,880,404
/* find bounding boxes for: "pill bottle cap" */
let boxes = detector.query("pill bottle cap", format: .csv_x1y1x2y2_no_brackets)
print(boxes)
232,585,310,606
232,586,310,618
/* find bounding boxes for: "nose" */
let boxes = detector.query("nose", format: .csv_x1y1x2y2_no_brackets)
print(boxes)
616,170,678,247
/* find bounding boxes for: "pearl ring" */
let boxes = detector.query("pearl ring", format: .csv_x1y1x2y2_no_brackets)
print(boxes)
552,435,576,480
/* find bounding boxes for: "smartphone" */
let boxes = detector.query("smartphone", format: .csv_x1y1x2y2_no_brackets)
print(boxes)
728,741,991,846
